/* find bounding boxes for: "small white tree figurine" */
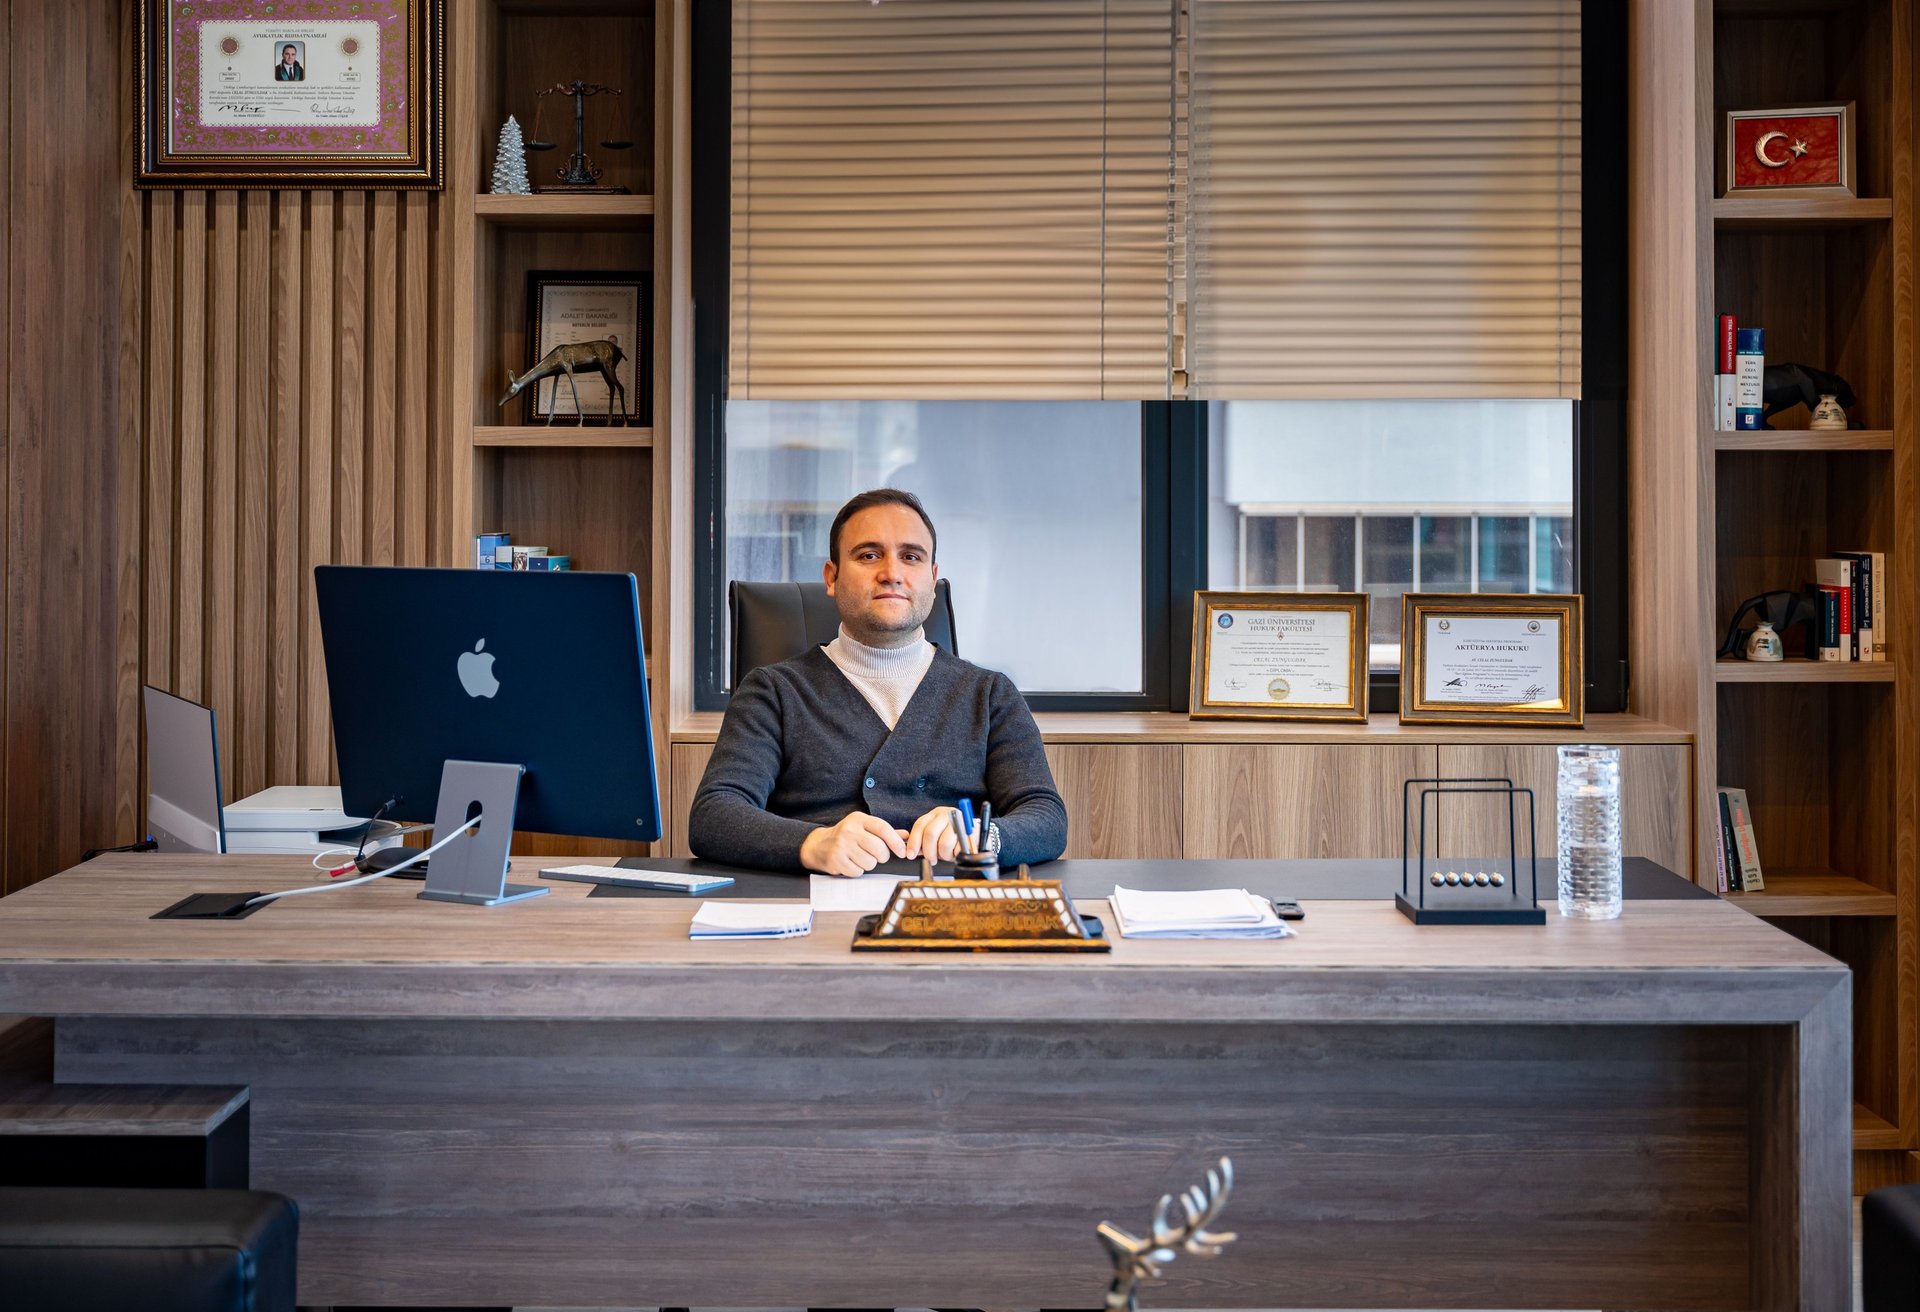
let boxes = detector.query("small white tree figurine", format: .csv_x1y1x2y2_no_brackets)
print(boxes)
490,115,532,195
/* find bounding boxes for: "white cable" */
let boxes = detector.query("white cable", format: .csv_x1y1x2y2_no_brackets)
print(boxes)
247,817,482,907
311,847,358,873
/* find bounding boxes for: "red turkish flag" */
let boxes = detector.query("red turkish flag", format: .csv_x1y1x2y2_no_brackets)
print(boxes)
1730,112,1845,190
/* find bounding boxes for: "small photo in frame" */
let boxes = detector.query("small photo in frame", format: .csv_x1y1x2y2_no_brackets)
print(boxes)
1189,591,1369,722
1400,593,1584,728
521,270,651,426
1721,103,1855,198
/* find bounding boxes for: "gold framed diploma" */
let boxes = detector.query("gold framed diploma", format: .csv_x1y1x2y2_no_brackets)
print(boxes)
1189,592,1369,722
1400,594,1584,727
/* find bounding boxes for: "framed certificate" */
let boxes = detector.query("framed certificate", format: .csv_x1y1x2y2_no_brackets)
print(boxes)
137,0,444,189
522,271,651,426
1189,592,1369,722
1400,594,1584,727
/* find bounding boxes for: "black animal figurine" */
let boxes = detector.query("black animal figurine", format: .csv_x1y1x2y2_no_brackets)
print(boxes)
1719,588,1824,660
1761,362,1858,428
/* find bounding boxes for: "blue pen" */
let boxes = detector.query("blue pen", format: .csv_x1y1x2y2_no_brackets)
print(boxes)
956,798,977,853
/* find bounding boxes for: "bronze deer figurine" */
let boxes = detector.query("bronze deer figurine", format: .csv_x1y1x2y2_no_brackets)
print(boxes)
500,336,630,425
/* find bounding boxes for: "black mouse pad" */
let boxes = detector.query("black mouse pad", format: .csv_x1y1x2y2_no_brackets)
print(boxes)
152,891,268,920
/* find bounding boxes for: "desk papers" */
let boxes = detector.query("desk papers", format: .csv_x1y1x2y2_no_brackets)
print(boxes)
809,872,906,914
1108,886,1293,940
689,901,813,940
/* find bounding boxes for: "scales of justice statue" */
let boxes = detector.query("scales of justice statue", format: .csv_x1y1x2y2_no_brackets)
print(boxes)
526,80,631,193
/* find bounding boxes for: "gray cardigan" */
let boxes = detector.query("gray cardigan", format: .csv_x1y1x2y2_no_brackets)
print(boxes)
688,646,1068,871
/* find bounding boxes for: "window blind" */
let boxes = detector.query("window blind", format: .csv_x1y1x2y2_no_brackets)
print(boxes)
1186,1,1581,399
729,0,1178,400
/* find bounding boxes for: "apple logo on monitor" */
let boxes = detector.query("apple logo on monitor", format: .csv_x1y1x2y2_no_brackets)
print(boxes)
457,639,500,699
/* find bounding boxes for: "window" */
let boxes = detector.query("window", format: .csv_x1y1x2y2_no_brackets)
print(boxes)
694,1,1625,712
725,401,1145,694
1208,399,1576,668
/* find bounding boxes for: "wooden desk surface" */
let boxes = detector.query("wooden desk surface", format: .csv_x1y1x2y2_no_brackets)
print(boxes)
4,855,1852,1309
0,854,1843,1024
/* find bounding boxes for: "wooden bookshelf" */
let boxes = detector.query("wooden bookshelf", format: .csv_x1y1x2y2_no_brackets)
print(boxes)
1638,0,1917,1182
1678,0,1919,1175
1712,194,1893,228
473,425,655,448
473,193,656,230
446,0,674,857
1713,427,1896,451
1725,871,1899,916
1714,657,1899,682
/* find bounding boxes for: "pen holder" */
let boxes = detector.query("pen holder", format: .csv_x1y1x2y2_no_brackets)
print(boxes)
954,851,1000,880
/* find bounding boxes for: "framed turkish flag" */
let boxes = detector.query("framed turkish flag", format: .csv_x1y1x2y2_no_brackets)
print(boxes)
1722,104,1855,197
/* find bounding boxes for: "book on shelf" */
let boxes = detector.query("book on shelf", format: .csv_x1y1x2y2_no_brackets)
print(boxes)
1716,789,1743,893
1711,792,1730,894
1834,550,1887,661
1714,313,1736,432
1814,558,1858,660
1722,787,1764,892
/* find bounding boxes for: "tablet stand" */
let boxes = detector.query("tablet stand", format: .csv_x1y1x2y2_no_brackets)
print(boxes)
417,760,548,907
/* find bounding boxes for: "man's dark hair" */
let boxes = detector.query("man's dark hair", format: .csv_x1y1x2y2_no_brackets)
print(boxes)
828,488,937,565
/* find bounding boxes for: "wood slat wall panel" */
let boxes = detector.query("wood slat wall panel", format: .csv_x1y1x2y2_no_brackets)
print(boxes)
237,194,271,801
269,196,303,785
104,186,454,841
303,193,336,785
207,194,238,796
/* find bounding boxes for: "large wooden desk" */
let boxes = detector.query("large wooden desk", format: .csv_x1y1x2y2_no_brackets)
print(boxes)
0,854,1850,1310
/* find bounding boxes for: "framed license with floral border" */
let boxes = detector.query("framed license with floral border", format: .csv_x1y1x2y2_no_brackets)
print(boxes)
1188,591,1369,722
137,0,444,189
1400,593,1585,728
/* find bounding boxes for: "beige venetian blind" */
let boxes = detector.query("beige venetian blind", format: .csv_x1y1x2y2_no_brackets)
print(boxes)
1186,0,1581,399
730,0,1178,399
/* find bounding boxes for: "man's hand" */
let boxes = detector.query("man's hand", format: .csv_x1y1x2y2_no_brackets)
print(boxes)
903,806,962,864
800,811,908,877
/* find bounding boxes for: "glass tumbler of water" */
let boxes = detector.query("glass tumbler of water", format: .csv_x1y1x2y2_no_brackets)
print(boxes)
1557,744,1622,920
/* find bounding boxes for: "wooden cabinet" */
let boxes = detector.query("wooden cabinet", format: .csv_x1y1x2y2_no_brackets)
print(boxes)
1434,745,1692,878
665,722,1692,869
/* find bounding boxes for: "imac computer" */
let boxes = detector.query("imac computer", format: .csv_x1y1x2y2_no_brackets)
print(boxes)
314,565,661,905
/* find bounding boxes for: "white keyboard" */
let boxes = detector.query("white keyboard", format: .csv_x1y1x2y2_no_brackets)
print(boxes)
538,864,736,895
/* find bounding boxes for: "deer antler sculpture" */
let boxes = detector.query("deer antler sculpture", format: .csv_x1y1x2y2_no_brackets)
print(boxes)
1097,1157,1237,1312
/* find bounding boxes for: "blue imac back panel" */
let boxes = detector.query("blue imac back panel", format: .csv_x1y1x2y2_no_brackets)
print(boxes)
315,565,661,843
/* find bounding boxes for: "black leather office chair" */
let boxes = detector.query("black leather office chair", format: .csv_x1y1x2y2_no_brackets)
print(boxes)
728,578,957,688
1864,1184,1920,1310
0,1186,297,1312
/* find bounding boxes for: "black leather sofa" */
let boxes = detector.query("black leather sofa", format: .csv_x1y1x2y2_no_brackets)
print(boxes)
0,1186,297,1312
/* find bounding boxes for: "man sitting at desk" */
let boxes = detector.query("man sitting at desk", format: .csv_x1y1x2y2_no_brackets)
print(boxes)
689,488,1067,875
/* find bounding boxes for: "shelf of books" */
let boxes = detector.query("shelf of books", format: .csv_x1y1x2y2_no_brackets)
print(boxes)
1701,0,1916,1165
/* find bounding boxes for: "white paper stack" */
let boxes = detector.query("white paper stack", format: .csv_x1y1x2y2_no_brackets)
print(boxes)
1108,887,1292,940
688,901,813,940
808,872,906,913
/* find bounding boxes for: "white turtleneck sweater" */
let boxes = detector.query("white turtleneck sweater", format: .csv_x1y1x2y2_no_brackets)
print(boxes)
822,625,936,729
